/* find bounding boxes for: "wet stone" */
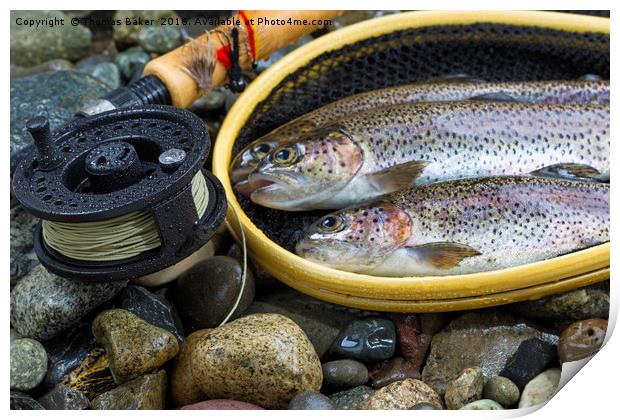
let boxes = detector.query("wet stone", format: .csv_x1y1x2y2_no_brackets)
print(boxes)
444,367,484,409
92,309,179,384
170,330,211,407
114,47,150,79
78,62,121,89
92,370,167,410
322,359,368,388
558,318,607,364
10,338,48,391
421,311,558,395
387,313,431,371
10,391,45,410
499,337,557,389
288,391,336,410
138,26,181,53
38,384,90,410
60,347,116,400
114,285,184,342
460,399,504,410
329,317,396,362
411,402,436,410
518,368,561,408
329,385,375,410
10,265,127,341
170,256,255,330
369,357,421,389
10,206,40,285
483,376,520,407
182,400,264,410
362,378,443,410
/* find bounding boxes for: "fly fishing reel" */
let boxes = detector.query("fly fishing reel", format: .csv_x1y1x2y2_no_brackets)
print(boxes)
12,105,227,282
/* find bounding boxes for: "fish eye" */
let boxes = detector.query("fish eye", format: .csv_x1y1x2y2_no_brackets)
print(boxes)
272,145,298,165
251,142,272,159
318,215,344,232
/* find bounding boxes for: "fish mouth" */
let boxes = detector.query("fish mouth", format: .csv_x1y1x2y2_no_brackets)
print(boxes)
230,161,258,185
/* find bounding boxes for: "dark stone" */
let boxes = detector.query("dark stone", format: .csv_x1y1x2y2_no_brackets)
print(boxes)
78,62,121,89
114,285,184,342
10,71,108,173
10,11,91,66
411,402,437,410
387,313,431,371
329,385,375,409
369,356,421,388
60,347,116,400
170,256,255,330
558,318,607,364
10,391,45,410
38,384,90,410
42,321,96,390
329,317,396,362
322,359,368,388
114,47,150,79
288,391,335,410
499,337,557,390
138,26,181,53
10,206,39,285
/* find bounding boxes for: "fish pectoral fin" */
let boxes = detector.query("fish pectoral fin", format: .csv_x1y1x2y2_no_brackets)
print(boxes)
406,242,481,269
366,161,429,193
469,92,523,102
530,163,603,181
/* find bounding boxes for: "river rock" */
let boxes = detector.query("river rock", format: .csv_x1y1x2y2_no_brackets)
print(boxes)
507,284,609,321
10,206,39,285
10,59,73,79
11,329,21,341
421,311,558,395
92,309,179,383
558,318,607,363
138,26,181,53
169,256,255,330
170,329,211,407
10,338,48,391
444,367,484,409
518,368,561,408
10,70,108,173
10,11,91,66
182,400,264,410
460,399,504,410
114,285,184,341
10,265,127,341
329,385,375,410
182,313,322,409
78,62,121,89
60,347,115,400
246,288,374,358
499,337,557,389
92,370,167,410
288,391,335,410
113,10,179,46
387,313,431,371
412,402,437,409
362,378,443,410
322,359,368,388
10,391,45,410
329,317,396,362
369,357,421,388
114,47,150,79
38,384,90,410
483,376,520,407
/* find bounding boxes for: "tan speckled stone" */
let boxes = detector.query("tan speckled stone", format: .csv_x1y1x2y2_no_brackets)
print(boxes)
170,329,212,407
92,309,179,384
444,367,484,409
91,370,167,410
190,313,322,409
362,379,443,410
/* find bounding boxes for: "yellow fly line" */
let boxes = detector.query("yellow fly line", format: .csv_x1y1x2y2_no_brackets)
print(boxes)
42,172,210,262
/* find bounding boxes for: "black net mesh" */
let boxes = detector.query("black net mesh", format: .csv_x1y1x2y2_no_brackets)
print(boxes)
232,23,610,252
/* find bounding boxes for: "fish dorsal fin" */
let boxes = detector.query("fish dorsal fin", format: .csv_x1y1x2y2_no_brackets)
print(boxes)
530,163,602,181
406,242,481,269
469,92,522,102
366,161,429,194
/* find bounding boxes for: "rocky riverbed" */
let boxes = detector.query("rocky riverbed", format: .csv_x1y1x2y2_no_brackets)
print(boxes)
10,10,610,410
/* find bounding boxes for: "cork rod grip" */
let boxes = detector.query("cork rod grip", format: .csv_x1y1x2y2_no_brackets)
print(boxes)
143,10,343,108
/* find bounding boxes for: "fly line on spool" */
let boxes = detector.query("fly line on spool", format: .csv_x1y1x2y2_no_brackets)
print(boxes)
41,172,210,262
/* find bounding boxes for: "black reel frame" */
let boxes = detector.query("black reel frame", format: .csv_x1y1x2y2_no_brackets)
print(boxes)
12,105,227,282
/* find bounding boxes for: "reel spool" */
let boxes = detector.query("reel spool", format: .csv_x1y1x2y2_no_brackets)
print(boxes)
12,105,227,282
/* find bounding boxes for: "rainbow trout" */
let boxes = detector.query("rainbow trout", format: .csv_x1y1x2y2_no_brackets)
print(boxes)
231,79,609,189
245,101,609,210
296,176,609,276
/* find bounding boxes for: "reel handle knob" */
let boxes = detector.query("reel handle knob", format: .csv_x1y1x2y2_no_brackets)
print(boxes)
27,116,62,170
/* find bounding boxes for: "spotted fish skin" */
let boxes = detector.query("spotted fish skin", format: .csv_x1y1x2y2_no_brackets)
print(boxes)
249,100,609,210
296,176,609,276
230,79,610,186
